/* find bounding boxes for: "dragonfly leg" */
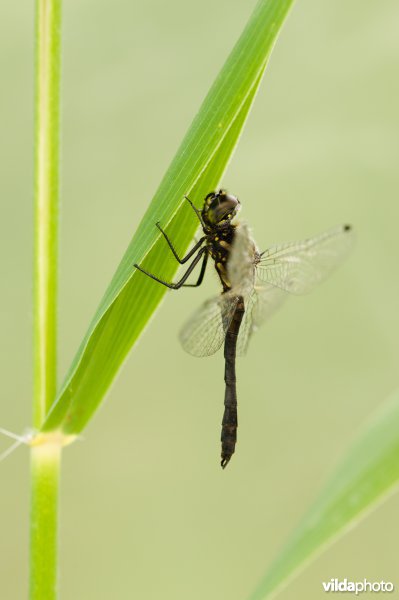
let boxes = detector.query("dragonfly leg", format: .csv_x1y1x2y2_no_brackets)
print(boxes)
182,250,208,287
184,195,206,228
134,247,207,290
156,222,205,264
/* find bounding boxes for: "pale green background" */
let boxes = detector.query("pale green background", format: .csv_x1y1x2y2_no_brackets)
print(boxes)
1,1,398,598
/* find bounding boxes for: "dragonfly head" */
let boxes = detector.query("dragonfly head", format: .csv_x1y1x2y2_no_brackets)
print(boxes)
202,189,241,227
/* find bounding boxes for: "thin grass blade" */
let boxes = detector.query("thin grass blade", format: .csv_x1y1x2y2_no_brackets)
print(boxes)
42,0,294,433
249,388,399,599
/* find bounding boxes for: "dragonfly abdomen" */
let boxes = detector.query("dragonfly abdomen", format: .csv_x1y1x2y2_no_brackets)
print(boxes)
221,296,245,469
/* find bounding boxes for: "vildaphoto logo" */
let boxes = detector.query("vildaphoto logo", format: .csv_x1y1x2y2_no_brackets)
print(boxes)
322,579,394,594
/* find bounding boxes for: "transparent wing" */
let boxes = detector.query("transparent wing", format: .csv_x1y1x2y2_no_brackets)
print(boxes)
179,293,239,357
180,224,354,358
236,284,287,356
227,222,289,355
256,225,354,294
228,222,257,293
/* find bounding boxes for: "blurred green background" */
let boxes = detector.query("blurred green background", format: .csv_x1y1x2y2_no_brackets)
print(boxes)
1,0,398,598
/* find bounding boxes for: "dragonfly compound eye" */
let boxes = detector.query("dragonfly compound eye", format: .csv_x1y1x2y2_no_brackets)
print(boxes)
202,190,241,226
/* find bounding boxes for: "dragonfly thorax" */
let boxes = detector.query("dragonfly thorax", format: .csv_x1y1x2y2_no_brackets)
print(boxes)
206,226,237,292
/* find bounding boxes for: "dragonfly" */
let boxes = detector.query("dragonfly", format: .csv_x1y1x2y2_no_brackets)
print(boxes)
134,190,354,468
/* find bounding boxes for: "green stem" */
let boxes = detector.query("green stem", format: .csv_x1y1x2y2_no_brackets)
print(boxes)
31,0,62,598
33,0,61,428
30,444,61,600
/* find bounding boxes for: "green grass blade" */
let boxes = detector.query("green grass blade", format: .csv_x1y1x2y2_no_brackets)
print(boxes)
249,388,399,600
42,0,294,433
